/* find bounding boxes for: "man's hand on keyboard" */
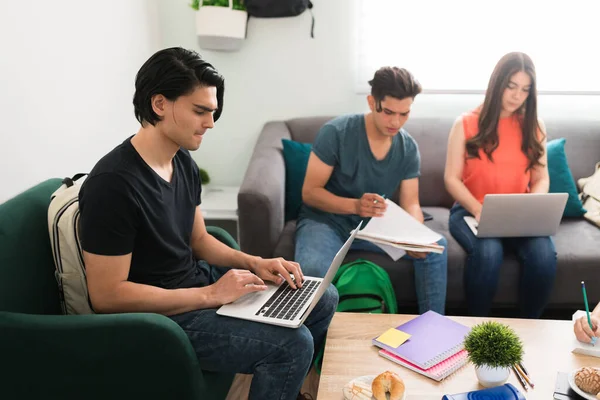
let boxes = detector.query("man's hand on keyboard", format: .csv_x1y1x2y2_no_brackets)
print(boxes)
251,257,304,289
210,269,268,305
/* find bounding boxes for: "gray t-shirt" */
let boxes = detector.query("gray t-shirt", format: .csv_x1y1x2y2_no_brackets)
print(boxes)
299,113,421,240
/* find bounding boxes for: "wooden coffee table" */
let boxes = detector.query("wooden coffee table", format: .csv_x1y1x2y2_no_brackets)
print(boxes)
317,312,596,399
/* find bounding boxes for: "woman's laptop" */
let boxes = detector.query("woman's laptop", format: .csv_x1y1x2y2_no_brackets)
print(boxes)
217,222,361,328
463,193,568,238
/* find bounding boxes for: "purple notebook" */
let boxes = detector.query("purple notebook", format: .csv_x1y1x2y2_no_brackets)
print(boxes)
372,311,470,369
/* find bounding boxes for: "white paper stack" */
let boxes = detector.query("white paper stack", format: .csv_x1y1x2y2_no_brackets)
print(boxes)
355,199,444,260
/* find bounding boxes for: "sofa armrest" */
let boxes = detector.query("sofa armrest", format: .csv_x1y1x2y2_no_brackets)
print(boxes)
238,121,290,257
207,225,240,250
0,311,204,400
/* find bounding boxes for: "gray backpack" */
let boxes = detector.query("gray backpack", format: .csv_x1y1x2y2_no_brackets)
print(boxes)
47,174,94,315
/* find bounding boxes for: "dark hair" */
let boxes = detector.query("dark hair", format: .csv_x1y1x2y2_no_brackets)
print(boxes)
466,52,543,170
368,67,422,111
133,47,224,126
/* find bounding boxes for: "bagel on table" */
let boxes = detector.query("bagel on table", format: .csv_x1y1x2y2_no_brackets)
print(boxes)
372,370,405,400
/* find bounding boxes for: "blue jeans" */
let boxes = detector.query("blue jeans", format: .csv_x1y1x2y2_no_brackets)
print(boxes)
170,262,338,400
295,218,448,315
448,204,557,318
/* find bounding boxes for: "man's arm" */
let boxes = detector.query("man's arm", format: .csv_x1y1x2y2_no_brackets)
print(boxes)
302,153,386,217
302,153,357,214
84,251,228,315
398,177,424,223
191,206,260,271
529,118,550,194
190,207,303,289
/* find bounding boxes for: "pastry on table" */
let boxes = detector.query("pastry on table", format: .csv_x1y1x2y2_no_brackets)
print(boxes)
575,367,600,395
342,379,373,400
372,370,405,400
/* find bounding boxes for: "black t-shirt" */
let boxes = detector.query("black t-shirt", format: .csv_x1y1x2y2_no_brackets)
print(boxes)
79,137,208,289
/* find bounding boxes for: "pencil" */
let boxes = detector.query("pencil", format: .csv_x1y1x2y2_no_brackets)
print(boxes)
512,365,528,392
582,281,597,346
515,363,534,389
518,362,528,376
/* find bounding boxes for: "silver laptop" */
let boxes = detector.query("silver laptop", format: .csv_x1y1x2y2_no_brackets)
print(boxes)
463,193,568,238
217,222,362,328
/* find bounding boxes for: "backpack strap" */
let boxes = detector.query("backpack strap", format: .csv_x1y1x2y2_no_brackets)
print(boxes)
308,1,314,38
62,173,88,188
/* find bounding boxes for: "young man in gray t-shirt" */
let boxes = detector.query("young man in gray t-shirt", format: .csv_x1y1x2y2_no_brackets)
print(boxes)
295,66,448,314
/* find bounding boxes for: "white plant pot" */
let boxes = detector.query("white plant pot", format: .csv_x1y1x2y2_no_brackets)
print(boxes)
195,1,247,51
475,365,510,388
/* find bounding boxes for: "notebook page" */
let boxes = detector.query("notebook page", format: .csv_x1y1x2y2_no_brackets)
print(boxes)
357,199,442,245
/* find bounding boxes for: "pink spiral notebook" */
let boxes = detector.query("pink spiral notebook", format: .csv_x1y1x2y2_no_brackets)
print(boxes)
379,349,469,382
372,311,470,369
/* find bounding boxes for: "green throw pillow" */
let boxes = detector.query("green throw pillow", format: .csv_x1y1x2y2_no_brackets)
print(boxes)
547,138,586,217
281,139,312,221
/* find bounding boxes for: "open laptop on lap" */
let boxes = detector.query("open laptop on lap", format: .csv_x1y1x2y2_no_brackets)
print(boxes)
217,222,361,328
463,193,568,238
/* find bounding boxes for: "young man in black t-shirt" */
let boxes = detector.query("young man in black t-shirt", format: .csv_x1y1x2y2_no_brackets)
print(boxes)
79,47,337,400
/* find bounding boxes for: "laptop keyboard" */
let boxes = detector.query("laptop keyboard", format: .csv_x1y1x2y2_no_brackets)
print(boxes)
255,279,320,321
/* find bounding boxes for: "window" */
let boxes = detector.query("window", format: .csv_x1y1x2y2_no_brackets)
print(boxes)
356,0,600,94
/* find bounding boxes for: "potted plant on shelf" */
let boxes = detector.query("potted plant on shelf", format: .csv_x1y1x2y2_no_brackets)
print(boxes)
464,321,524,388
199,168,210,185
189,0,248,51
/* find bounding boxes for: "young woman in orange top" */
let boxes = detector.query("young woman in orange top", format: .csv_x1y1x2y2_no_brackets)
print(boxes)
444,52,556,318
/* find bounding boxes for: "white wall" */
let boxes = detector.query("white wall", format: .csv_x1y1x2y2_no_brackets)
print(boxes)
158,0,600,187
0,0,161,203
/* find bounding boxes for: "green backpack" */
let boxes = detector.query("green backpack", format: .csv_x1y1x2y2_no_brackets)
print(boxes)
314,259,397,374
332,258,398,314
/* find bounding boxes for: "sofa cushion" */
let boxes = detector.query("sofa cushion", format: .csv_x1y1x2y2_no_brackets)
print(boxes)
547,138,586,217
0,179,62,314
281,139,312,222
551,218,600,307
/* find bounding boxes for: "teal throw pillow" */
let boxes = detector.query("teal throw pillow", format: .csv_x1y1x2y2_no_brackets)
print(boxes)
547,138,586,217
282,139,312,221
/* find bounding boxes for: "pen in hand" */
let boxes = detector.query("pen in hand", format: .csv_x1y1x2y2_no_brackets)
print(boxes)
582,281,597,346
373,194,386,204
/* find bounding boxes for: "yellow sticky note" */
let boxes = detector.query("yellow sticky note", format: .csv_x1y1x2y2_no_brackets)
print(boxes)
376,328,411,348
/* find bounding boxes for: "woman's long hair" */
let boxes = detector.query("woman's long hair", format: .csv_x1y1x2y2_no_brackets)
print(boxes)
466,52,543,171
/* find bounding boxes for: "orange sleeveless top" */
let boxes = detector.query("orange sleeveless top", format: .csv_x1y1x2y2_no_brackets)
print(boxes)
462,110,531,204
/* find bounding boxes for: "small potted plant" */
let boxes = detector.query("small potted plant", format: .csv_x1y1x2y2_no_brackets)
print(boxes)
199,168,210,185
464,321,524,388
190,0,247,51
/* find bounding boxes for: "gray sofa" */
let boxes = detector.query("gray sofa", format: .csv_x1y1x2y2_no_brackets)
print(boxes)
238,116,600,313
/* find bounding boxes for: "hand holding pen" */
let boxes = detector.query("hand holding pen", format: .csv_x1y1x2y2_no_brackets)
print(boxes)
576,281,598,345
356,193,386,217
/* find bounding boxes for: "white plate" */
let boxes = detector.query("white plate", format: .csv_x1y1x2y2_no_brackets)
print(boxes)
568,367,600,400
343,375,406,400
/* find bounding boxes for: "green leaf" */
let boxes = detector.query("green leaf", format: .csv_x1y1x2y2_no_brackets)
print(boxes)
199,168,210,185
463,321,523,368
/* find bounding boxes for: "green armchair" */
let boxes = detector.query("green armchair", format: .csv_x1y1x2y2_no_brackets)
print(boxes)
0,179,235,400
